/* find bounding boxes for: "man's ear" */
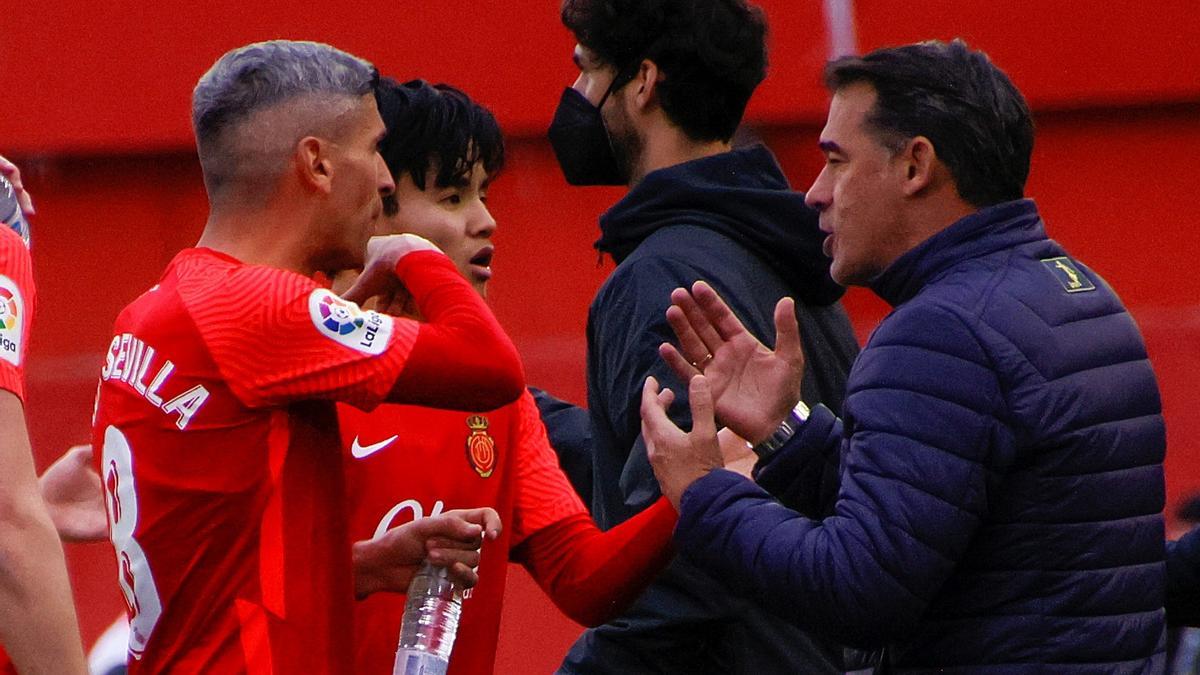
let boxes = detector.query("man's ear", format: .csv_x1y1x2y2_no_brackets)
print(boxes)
296,136,333,195
900,136,937,197
631,58,662,112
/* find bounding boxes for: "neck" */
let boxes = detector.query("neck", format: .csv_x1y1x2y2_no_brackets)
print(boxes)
895,192,978,257
630,120,731,185
196,202,322,277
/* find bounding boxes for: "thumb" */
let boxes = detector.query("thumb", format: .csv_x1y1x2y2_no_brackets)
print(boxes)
773,297,804,369
688,374,717,440
340,270,379,306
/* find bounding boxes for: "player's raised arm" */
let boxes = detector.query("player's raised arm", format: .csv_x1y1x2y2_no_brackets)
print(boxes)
0,160,87,673
344,234,524,411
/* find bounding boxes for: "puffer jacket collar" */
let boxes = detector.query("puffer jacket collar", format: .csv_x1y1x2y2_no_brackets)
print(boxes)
871,199,1044,307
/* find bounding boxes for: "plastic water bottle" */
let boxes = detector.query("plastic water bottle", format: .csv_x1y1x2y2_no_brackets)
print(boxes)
393,562,462,675
0,175,30,247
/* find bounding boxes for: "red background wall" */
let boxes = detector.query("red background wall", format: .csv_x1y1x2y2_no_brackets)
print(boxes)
2,2,1198,672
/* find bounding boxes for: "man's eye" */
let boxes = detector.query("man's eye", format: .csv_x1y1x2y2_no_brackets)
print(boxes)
443,194,462,205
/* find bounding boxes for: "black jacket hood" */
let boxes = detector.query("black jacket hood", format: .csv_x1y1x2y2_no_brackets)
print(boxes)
595,144,844,305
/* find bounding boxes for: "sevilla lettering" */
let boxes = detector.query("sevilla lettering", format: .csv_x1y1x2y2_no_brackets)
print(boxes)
101,333,210,430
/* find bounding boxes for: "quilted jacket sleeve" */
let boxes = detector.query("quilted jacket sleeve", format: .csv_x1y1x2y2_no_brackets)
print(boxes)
674,299,1009,647
753,403,844,519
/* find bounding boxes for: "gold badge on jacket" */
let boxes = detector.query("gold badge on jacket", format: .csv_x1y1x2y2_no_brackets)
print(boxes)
1041,256,1096,293
465,415,496,478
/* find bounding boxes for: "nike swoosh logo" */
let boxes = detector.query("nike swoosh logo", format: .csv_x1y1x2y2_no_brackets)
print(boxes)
351,434,398,459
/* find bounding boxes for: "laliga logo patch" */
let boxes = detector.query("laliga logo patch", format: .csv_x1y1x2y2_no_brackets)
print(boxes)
307,289,393,356
0,276,23,367
318,294,363,335
465,415,496,478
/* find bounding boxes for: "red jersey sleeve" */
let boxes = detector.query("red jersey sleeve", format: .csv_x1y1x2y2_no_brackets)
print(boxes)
180,252,418,411
182,249,522,412
386,251,524,411
514,499,677,627
0,227,34,401
507,390,676,626
508,390,590,546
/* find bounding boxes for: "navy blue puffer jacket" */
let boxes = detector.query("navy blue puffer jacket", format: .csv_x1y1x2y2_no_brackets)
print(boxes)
675,200,1166,672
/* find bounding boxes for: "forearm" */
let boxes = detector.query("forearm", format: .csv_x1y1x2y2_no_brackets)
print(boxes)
0,405,85,674
0,496,86,674
675,470,947,647
753,403,844,518
388,252,524,409
515,498,677,627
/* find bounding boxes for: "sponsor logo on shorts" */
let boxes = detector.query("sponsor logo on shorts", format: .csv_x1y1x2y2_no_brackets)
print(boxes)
0,275,24,366
307,289,393,355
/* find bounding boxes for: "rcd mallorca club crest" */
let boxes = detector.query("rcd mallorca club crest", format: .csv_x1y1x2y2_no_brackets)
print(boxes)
465,415,496,478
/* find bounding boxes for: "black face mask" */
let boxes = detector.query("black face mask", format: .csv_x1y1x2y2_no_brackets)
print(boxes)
547,85,628,186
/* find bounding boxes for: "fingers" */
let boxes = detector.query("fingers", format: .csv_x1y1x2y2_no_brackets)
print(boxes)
0,156,33,216
339,268,381,306
426,545,481,571
659,343,699,383
640,376,678,442
688,375,717,441
411,513,484,548
443,561,480,589
772,297,804,367
449,507,502,541
666,295,715,364
66,444,93,464
691,281,751,342
669,288,723,358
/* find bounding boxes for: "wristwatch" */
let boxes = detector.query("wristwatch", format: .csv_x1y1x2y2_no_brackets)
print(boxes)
751,400,811,460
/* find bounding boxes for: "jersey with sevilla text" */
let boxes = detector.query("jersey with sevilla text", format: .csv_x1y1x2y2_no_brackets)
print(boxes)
91,247,518,674
341,391,584,675
0,226,34,401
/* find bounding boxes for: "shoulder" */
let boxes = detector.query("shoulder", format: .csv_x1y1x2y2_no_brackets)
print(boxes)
175,252,316,307
0,227,32,284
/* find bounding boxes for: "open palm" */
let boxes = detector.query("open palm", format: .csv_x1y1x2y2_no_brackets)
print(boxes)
659,282,805,444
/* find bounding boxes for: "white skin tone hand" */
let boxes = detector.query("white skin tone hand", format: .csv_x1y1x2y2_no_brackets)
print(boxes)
38,444,107,543
717,428,757,480
641,374,724,511
353,507,502,599
658,281,806,445
0,154,35,216
341,234,444,310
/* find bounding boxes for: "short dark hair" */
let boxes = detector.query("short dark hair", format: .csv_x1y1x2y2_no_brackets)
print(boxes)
561,0,767,142
824,39,1034,208
375,79,505,215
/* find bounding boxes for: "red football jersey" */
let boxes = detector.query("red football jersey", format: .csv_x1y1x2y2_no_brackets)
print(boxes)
0,226,34,400
0,228,31,675
340,390,586,675
91,247,422,674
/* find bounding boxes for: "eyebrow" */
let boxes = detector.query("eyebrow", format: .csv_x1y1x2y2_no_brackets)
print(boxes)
818,140,843,154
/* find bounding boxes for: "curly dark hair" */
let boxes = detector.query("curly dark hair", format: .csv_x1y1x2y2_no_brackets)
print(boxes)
561,0,767,142
824,39,1034,208
374,78,505,215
